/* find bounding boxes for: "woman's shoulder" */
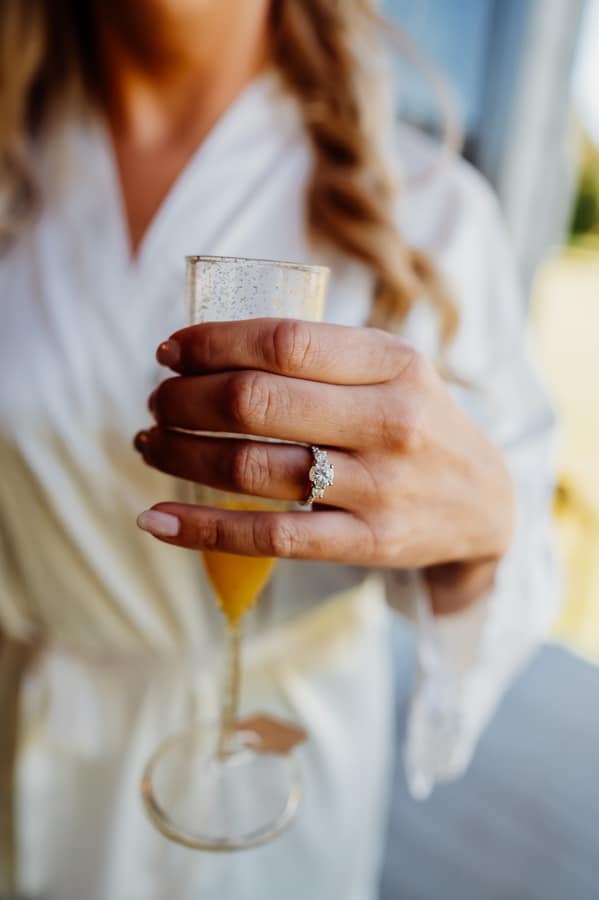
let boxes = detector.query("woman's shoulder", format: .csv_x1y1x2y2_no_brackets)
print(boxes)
394,123,527,377
393,123,503,257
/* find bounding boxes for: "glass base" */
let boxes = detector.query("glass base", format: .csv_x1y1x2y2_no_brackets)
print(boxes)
141,724,302,851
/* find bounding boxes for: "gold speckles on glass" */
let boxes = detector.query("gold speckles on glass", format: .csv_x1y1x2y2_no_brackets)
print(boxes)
186,255,328,325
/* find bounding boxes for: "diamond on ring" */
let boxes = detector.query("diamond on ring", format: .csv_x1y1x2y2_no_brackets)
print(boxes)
305,445,335,505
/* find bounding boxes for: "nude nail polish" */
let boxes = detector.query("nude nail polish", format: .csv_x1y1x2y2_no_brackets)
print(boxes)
136,510,180,537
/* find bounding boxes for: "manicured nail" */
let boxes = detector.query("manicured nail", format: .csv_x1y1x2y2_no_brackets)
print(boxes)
137,509,180,537
134,430,150,453
156,340,181,367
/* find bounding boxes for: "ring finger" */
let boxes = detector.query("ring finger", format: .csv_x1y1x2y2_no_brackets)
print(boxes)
134,427,368,509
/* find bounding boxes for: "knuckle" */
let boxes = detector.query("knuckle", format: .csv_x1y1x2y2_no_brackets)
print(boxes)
372,330,407,378
379,397,426,453
255,518,302,558
400,345,430,387
226,371,272,430
271,319,313,372
377,347,432,452
370,514,403,562
398,403,427,452
377,401,402,449
230,441,271,494
190,515,224,551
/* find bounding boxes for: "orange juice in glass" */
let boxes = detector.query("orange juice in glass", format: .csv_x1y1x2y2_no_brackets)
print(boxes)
203,547,275,625
201,499,278,626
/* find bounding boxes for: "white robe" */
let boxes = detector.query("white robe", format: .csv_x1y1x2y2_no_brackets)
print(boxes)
0,72,557,900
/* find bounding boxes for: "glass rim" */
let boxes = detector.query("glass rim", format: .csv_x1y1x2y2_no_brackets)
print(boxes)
186,254,329,275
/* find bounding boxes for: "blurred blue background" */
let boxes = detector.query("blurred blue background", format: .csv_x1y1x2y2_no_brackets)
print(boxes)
384,0,501,137
383,0,586,290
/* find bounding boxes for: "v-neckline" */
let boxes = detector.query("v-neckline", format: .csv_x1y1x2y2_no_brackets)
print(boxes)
94,69,280,271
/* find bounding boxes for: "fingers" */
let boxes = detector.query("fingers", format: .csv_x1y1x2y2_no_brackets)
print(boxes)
151,371,384,449
156,319,414,385
136,502,374,563
135,427,366,508
137,429,307,501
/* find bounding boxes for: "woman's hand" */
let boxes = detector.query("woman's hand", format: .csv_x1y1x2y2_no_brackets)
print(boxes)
135,319,514,613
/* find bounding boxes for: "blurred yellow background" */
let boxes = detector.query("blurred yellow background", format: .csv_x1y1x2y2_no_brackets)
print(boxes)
533,245,599,660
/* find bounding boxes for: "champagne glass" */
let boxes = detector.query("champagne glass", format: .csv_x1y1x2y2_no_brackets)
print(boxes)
141,256,328,851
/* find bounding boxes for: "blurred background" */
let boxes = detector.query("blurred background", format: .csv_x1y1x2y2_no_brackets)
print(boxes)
380,1,599,897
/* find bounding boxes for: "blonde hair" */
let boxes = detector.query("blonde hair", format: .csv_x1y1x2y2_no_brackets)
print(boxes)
0,0,457,343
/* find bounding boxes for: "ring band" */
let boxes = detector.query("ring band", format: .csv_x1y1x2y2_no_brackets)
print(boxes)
305,445,335,505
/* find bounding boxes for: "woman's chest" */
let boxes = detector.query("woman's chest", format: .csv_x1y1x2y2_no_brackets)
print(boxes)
0,224,165,444
0,189,373,448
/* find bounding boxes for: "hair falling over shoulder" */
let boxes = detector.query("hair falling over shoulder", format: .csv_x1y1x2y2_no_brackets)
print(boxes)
0,0,458,346
271,0,458,343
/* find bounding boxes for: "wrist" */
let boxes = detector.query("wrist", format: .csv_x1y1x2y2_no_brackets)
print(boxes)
424,556,501,616
486,454,516,560
424,454,514,616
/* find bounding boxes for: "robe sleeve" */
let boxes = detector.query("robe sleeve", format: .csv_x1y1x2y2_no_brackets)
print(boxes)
387,154,560,798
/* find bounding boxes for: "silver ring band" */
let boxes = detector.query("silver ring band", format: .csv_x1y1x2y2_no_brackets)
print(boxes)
305,445,335,505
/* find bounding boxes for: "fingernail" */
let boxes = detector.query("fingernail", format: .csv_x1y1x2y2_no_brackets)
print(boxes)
137,509,180,537
133,430,150,453
156,340,181,367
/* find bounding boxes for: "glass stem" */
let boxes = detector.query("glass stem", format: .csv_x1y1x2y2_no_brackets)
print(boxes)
218,619,242,758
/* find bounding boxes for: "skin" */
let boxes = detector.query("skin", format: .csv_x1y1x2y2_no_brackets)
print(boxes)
135,321,514,615
98,0,271,251
104,1,515,615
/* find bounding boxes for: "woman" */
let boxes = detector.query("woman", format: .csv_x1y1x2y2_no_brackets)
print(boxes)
0,1,557,898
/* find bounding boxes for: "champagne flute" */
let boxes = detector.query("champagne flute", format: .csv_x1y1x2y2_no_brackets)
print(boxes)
141,256,328,851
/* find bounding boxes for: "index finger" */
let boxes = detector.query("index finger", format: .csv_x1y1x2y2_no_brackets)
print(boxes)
156,319,413,385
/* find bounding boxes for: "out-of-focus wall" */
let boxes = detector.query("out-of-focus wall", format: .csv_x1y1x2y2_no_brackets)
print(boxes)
383,0,496,140
385,0,587,295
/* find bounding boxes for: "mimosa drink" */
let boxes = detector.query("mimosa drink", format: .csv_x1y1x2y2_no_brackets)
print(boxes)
141,256,328,852
202,551,275,624
201,500,278,624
